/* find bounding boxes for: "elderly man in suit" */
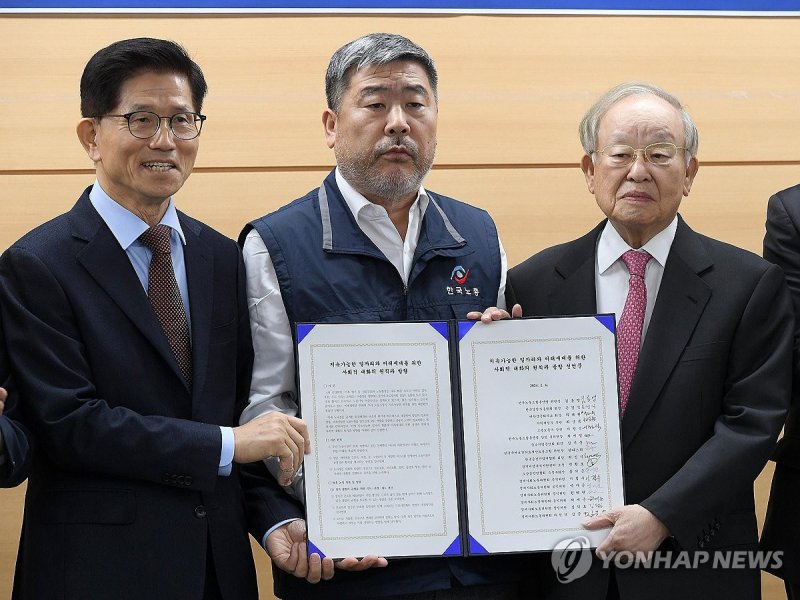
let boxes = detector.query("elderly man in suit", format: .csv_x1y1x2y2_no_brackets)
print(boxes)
760,184,800,599
483,82,792,599
0,38,308,599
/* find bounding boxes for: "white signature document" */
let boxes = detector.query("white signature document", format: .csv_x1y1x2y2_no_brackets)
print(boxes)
296,316,623,559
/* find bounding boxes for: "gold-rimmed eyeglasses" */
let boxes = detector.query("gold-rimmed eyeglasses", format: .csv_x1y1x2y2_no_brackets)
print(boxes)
595,142,687,167
95,111,207,140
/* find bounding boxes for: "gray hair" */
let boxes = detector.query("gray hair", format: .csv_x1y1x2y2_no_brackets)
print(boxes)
579,82,699,164
325,33,438,111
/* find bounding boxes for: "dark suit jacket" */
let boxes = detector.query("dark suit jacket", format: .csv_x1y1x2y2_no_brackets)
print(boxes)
508,216,792,600
0,414,30,488
761,183,800,584
0,318,31,488
0,188,263,599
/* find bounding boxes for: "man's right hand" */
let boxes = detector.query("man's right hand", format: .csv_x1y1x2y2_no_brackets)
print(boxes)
267,520,335,584
267,520,388,584
233,413,310,485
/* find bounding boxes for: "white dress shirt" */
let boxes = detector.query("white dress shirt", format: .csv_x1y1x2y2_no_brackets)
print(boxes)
242,169,508,503
595,216,678,343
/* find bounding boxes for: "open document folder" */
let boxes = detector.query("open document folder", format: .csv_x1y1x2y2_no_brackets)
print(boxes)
295,316,624,560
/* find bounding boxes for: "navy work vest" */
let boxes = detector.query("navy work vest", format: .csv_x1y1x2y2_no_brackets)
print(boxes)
243,170,502,327
240,171,521,598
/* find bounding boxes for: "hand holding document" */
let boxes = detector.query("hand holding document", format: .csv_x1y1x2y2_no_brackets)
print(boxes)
267,520,335,583
266,520,388,583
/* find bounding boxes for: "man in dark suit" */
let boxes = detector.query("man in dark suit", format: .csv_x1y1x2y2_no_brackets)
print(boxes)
501,83,792,599
0,38,309,599
761,184,800,599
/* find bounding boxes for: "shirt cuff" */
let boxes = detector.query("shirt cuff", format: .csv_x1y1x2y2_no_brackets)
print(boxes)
218,426,234,476
262,518,301,550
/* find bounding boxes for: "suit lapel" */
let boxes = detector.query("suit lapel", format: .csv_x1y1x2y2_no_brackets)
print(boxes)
72,194,180,372
622,218,713,449
72,192,195,392
181,214,213,402
548,223,603,315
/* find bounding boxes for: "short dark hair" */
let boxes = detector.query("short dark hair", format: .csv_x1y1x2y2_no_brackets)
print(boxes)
325,33,438,112
80,37,207,117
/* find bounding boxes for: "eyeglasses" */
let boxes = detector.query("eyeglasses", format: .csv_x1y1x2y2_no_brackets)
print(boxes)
96,111,207,140
595,142,687,167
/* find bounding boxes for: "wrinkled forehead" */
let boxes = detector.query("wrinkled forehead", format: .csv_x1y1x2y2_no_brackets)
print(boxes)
599,94,684,143
345,59,434,91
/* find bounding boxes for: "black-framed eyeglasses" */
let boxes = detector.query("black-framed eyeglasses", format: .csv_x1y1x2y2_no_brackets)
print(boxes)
595,142,687,167
96,111,206,140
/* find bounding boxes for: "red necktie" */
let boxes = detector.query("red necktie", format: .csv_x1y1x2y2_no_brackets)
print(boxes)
139,225,193,388
616,250,652,415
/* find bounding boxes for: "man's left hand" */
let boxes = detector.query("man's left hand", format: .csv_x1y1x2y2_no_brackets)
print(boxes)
466,304,523,323
583,504,669,558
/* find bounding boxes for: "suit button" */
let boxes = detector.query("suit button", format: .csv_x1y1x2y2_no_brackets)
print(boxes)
195,505,207,518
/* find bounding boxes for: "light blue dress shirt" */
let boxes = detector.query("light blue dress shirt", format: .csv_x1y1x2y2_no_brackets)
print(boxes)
89,182,234,475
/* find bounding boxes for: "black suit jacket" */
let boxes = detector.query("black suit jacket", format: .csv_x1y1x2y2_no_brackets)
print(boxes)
508,216,792,600
761,183,800,584
0,320,31,488
0,414,29,488
0,188,264,599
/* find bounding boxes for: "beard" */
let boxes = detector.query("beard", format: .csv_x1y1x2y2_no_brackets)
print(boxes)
336,136,436,206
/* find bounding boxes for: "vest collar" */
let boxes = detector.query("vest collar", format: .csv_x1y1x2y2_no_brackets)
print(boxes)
318,170,467,258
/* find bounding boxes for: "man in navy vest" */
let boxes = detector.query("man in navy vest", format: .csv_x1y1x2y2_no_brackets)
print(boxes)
240,33,523,600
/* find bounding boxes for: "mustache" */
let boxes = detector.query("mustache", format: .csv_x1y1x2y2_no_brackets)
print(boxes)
374,137,419,160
